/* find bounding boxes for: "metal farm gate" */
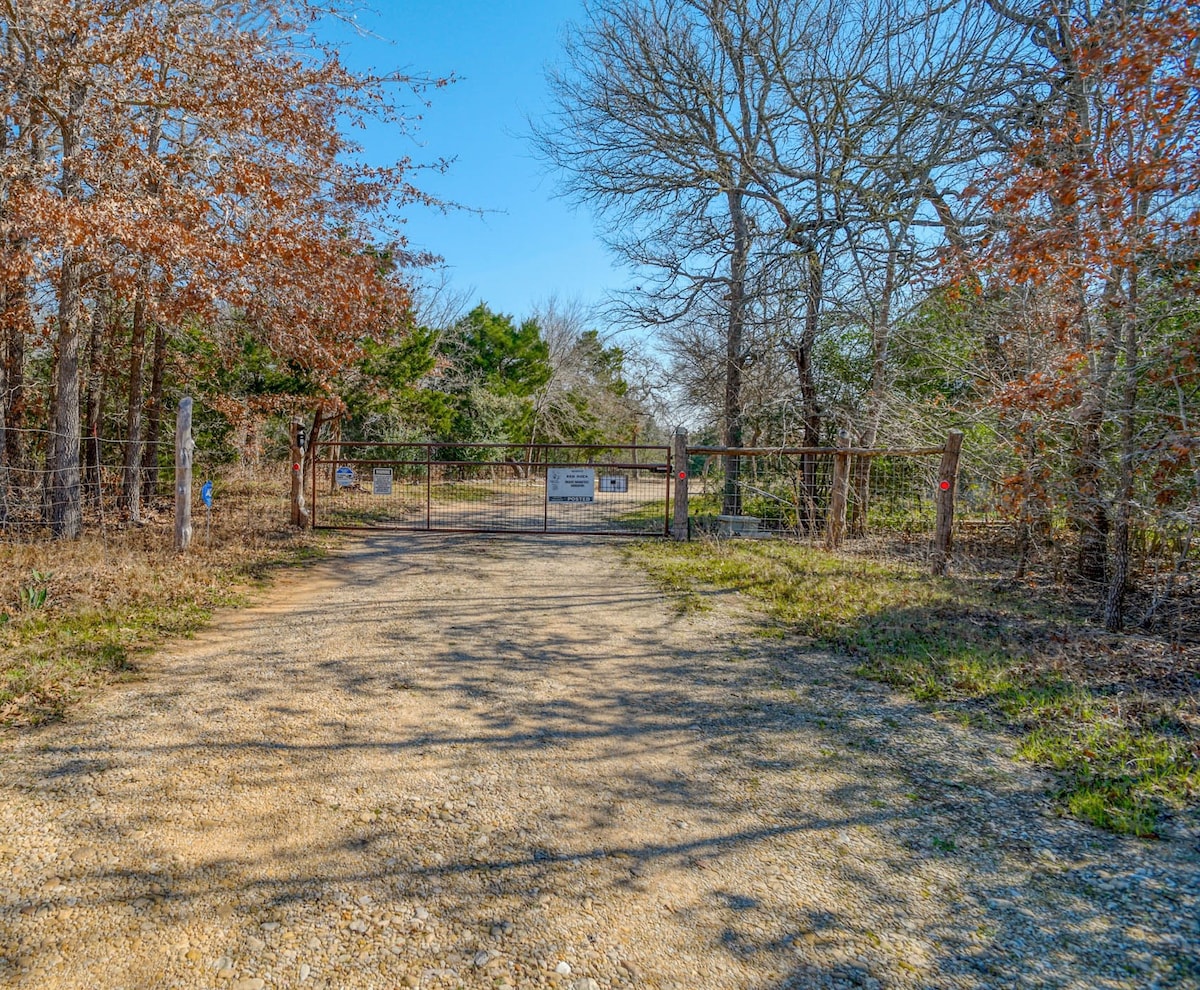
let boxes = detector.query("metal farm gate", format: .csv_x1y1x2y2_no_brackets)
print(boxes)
311,442,673,536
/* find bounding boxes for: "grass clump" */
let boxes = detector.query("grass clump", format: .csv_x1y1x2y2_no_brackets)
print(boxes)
628,538,1198,838
1,479,333,727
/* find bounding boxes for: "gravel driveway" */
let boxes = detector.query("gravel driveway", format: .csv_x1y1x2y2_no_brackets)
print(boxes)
1,534,1197,989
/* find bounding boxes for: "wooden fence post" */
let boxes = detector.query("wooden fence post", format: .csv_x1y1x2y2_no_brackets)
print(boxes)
671,428,689,541
932,430,964,576
290,417,309,529
174,396,194,551
825,428,851,549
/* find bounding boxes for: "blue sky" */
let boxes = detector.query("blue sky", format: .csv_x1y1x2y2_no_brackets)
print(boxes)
325,1,624,323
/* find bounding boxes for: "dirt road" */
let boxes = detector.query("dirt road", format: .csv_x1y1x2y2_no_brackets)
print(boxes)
0,535,1196,989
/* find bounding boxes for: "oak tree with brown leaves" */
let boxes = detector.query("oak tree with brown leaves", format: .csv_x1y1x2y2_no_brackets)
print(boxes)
1,0,443,536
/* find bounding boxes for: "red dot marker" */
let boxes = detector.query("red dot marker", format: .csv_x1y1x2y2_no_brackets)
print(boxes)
678,471,687,480
293,463,301,471
939,480,951,491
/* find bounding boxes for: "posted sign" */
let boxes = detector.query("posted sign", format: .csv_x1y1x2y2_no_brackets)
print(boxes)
372,467,394,495
547,467,595,503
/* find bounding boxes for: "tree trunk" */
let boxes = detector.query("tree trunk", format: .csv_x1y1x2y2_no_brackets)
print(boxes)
50,252,84,538
1072,272,1123,584
787,245,823,533
1105,270,1140,631
123,111,164,518
142,320,167,504
4,102,41,491
3,287,27,483
0,324,7,527
307,405,326,495
721,189,750,517
82,293,108,508
851,241,900,537
122,290,149,522
1074,410,1109,583
328,416,342,494
48,82,88,540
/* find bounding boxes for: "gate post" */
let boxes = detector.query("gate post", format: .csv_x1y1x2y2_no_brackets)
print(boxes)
290,417,310,529
932,431,964,575
825,428,851,549
671,428,689,541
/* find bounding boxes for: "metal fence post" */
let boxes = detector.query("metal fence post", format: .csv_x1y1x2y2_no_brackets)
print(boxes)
671,428,689,541
932,431,964,575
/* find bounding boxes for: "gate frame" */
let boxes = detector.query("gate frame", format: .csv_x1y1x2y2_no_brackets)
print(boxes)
310,441,674,537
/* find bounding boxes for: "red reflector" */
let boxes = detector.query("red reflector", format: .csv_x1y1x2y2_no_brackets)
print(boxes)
939,480,951,491
293,463,301,471
678,471,687,480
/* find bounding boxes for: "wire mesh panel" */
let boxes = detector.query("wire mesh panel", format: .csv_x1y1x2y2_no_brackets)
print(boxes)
312,443,671,536
686,451,835,536
684,447,946,555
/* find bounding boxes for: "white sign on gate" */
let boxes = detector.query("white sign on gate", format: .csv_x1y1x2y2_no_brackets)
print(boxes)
547,467,595,503
372,467,393,495
335,465,356,488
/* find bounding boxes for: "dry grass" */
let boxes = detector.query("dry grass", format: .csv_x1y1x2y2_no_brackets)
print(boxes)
0,471,334,726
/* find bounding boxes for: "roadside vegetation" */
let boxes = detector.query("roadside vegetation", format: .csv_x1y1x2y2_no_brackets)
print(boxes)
0,475,330,728
630,538,1199,839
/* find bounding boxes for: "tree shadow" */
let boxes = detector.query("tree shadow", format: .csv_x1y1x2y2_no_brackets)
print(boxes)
1,533,1196,988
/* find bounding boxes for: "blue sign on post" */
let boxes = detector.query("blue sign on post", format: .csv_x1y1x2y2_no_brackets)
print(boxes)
335,466,355,488
200,480,214,507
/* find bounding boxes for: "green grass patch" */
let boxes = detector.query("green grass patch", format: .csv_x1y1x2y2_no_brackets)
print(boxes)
614,499,671,528
627,538,1199,838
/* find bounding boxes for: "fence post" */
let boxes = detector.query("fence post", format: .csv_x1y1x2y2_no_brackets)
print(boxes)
671,428,689,541
932,430,964,576
290,417,309,529
825,428,851,549
174,396,194,551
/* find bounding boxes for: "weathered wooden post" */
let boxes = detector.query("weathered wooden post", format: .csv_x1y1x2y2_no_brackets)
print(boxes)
825,427,852,550
290,417,310,529
671,428,689,541
174,396,194,550
932,430,964,576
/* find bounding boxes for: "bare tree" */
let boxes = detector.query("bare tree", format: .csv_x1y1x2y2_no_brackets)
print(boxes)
538,0,789,513
539,0,1018,519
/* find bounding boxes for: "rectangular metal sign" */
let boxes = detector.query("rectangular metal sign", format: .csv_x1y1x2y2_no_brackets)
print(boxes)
599,475,628,493
372,467,393,495
547,467,596,503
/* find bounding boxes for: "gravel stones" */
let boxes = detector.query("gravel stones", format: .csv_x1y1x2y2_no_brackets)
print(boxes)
0,535,1196,989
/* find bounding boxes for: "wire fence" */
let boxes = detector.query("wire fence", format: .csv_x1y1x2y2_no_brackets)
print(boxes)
0,430,290,545
2,428,1195,622
682,443,1199,622
687,450,943,533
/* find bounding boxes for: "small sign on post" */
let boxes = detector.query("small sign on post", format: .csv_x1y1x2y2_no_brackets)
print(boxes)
372,467,394,495
336,465,355,488
200,480,213,544
547,468,595,503
599,475,628,493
